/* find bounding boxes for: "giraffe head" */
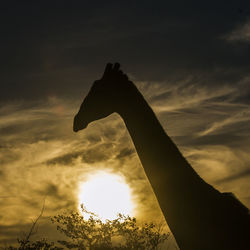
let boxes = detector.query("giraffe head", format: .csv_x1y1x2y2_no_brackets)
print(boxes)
73,63,132,132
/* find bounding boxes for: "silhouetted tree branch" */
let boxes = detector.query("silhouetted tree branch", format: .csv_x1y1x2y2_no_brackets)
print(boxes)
7,203,169,249
51,204,169,249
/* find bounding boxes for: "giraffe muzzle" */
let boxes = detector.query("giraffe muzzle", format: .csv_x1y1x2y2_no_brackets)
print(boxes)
73,113,88,132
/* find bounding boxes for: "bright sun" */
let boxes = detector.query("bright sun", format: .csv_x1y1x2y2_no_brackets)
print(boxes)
78,172,134,221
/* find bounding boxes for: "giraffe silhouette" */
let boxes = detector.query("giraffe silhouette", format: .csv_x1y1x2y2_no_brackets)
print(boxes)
73,63,250,250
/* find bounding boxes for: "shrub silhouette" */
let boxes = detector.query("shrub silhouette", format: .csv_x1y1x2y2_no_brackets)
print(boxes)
51,204,169,250
7,238,62,250
6,204,168,249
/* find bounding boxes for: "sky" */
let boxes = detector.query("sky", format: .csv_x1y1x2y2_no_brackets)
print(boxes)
0,0,250,248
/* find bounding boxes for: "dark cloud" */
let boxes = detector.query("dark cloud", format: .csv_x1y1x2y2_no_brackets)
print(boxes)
46,151,83,165
81,145,112,164
174,134,247,148
0,220,63,247
232,87,250,105
22,197,43,210
85,134,102,144
0,170,4,179
34,183,77,211
116,147,135,160
215,168,250,184
0,224,24,240
44,183,60,197
1,1,250,101
47,142,114,165
0,148,20,165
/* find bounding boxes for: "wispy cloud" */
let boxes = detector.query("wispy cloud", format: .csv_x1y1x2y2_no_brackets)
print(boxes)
225,19,250,42
1,76,250,247
0,97,166,245
135,77,250,208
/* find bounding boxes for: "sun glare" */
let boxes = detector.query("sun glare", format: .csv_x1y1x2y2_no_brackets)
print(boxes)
78,172,134,221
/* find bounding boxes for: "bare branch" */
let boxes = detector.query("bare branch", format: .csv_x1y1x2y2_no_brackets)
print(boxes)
23,200,45,244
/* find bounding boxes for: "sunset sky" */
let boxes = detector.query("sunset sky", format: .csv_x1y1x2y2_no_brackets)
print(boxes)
1,1,250,248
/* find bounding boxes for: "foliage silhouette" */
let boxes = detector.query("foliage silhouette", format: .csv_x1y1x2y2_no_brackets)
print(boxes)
6,202,62,250
7,238,62,250
6,204,168,249
51,204,169,249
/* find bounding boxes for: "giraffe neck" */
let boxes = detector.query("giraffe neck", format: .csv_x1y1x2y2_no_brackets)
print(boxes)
117,90,220,249
118,91,215,197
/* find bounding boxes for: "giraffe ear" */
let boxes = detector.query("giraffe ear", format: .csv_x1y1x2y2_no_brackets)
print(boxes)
113,62,120,72
102,63,113,79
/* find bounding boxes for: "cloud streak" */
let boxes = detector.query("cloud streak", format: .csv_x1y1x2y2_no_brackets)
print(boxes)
225,19,250,42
